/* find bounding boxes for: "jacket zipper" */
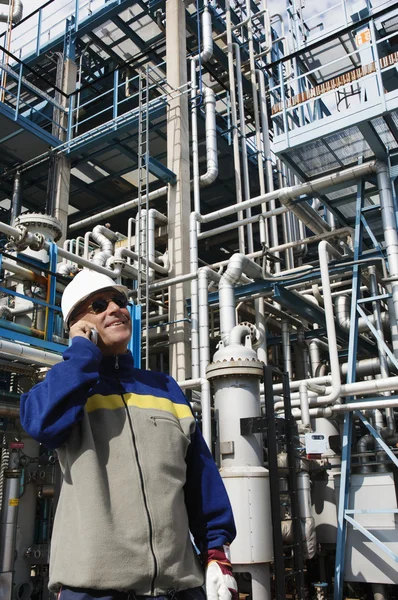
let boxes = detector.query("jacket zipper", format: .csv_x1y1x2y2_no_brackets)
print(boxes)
115,355,159,594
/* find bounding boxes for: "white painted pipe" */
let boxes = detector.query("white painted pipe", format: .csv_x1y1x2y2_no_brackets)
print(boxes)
178,377,212,449
225,0,245,253
198,267,220,378
116,247,168,275
335,295,389,333
200,87,218,187
317,240,343,403
198,160,377,228
233,42,253,251
200,7,213,63
90,225,119,267
0,339,61,366
68,185,168,232
219,254,263,345
376,161,398,360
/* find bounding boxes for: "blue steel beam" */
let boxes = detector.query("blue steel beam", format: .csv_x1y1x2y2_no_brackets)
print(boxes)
344,514,398,563
0,102,61,147
22,0,138,66
273,283,376,355
355,410,398,468
0,327,65,354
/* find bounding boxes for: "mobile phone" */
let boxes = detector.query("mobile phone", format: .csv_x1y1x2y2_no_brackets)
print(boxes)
90,328,98,345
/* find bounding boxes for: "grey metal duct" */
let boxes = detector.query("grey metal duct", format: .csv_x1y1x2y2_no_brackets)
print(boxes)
0,0,23,24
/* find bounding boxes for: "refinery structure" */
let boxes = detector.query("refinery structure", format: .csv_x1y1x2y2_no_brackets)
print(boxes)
0,0,398,599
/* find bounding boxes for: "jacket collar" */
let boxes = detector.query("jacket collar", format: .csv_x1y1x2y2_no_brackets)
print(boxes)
99,351,135,376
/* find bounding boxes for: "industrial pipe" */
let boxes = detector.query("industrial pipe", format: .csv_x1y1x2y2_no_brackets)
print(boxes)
10,172,22,225
0,0,22,24
219,254,263,345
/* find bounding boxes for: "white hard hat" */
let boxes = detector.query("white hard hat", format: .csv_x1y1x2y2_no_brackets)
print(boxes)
61,270,129,327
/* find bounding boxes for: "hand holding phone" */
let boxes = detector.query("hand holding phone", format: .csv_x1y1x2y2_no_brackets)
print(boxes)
70,320,98,344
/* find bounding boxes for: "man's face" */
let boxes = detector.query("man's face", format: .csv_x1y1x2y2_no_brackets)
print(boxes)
70,288,132,355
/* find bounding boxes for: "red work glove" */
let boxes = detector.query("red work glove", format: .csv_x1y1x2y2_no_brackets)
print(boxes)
202,545,238,600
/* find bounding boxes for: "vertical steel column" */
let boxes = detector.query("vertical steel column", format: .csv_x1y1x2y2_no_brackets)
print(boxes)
334,177,365,600
264,366,286,600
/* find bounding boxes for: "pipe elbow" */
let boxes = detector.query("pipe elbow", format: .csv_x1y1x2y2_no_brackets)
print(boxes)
200,166,218,187
228,324,252,346
200,9,213,63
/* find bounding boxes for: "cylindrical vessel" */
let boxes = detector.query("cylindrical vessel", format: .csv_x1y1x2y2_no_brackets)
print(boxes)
207,331,273,566
0,466,21,573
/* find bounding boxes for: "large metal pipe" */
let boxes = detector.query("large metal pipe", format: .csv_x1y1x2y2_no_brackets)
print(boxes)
0,339,61,366
0,452,21,574
334,295,389,333
219,254,263,345
377,161,398,360
0,0,22,24
10,172,22,225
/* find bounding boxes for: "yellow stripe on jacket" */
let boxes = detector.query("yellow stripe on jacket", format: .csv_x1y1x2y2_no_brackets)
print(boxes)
86,392,192,420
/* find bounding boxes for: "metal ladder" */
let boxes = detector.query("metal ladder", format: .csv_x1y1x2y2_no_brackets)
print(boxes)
334,165,398,600
264,367,306,600
136,67,150,370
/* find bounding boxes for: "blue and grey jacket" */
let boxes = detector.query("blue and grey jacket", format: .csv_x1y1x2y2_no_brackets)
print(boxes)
20,337,236,594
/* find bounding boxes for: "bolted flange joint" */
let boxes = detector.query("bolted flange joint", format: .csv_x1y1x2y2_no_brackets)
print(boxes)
9,225,46,252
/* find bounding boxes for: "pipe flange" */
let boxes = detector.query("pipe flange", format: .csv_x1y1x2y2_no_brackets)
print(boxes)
206,359,264,380
13,213,63,243
9,224,29,250
239,321,264,349
29,232,46,252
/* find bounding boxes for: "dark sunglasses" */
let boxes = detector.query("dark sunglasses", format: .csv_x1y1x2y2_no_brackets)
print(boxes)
87,294,129,315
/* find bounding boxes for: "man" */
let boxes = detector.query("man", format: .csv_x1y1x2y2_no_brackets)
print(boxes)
20,270,237,600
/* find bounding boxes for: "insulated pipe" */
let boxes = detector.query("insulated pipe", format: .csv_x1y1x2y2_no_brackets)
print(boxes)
0,339,61,366
369,265,395,432
317,241,343,403
2,258,46,284
0,0,22,24
233,42,254,251
257,69,280,255
199,7,213,63
69,160,378,234
225,0,245,253
147,209,168,281
281,321,292,377
0,456,21,573
68,186,168,232
334,295,389,333
377,161,398,359
10,172,22,225
190,212,200,379
198,267,220,378
116,248,168,275
357,434,374,473
299,383,311,429
297,471,317,559
200,87,218,187
56,246,119,278
191,59,201,224
245,0,266,251
198,161,377,228
219,254,263,345
178,377,212,449
91,225,119,267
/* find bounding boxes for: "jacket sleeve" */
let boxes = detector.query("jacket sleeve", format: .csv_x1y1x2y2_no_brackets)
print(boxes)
20,337,102,449
167,378,236,553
